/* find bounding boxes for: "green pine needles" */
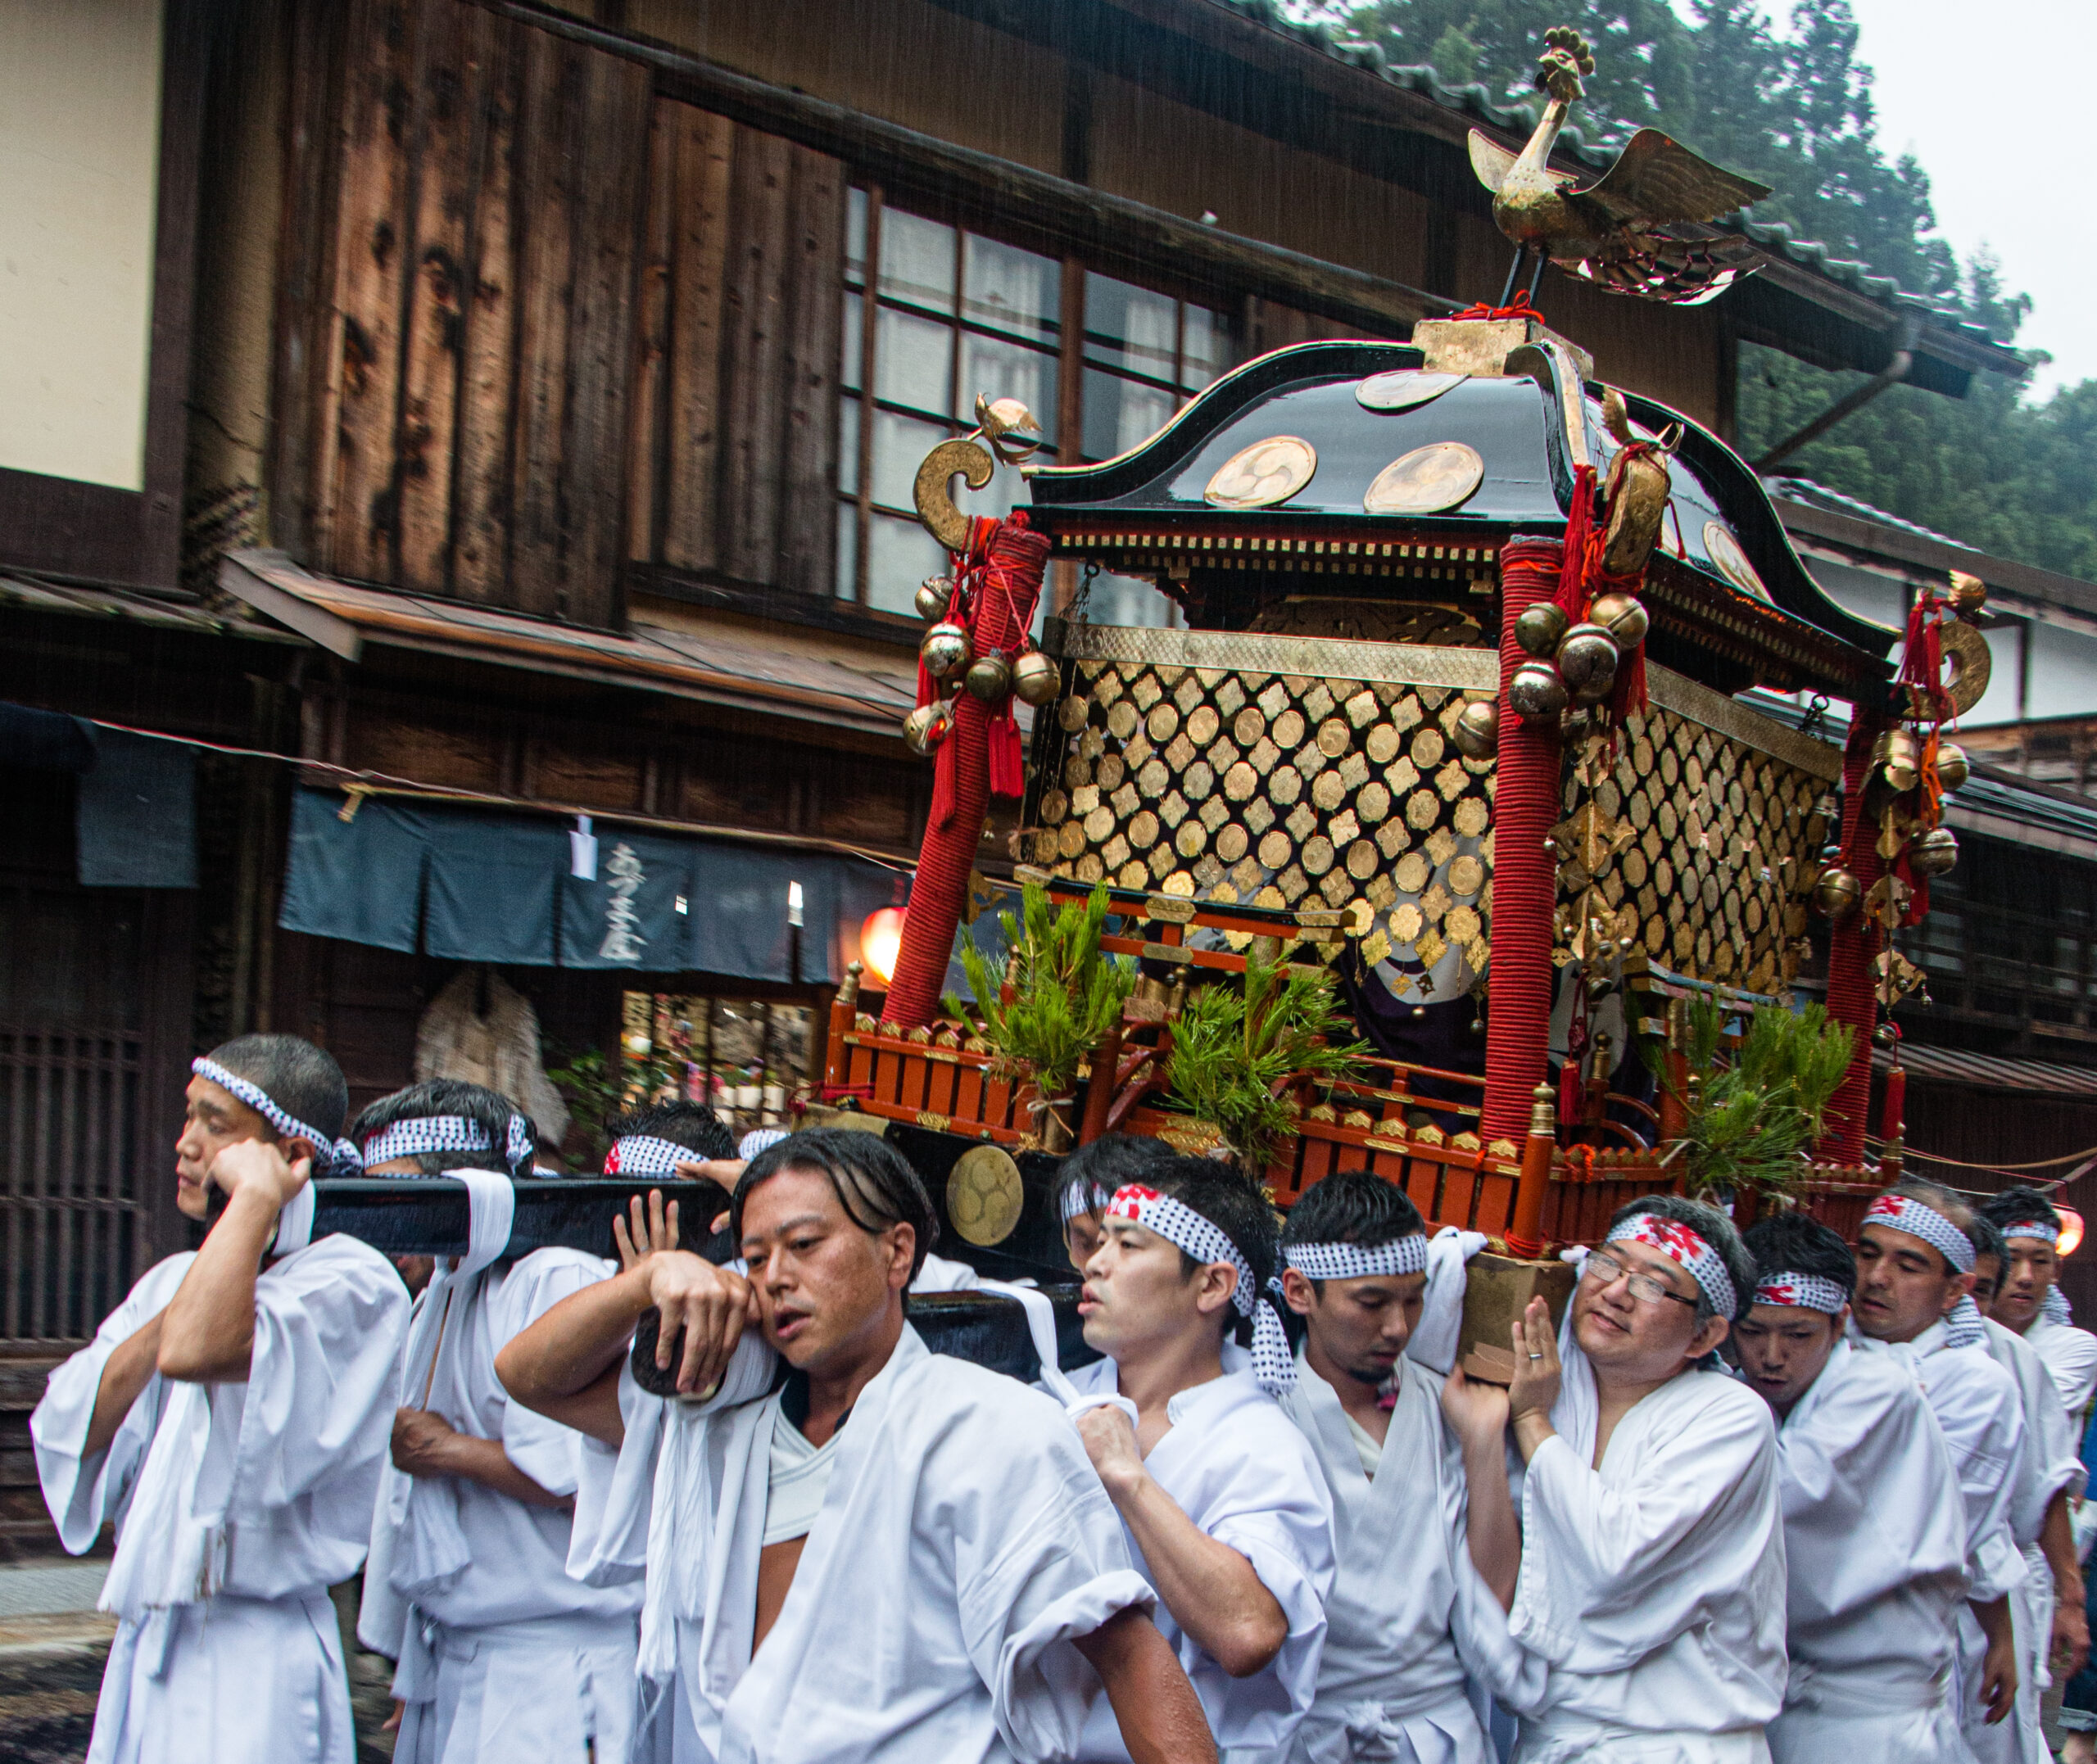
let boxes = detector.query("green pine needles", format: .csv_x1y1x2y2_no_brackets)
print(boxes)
958,882,1135,1108
1653,996,1855,1202
1165,950,1366,1172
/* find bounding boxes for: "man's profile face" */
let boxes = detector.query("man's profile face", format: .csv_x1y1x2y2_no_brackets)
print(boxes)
1852,1223,1966,1343
1994,1239,2058,1332
1080,1215,1233,1362
1570,1235,1714,1373
1732,1302,1845,1415
1063,1208,1105,1276
1279,1266,1424,1390
174,1075,274,1221
739,1163,912,1373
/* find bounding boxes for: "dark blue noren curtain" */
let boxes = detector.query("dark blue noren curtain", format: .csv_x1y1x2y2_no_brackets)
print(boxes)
279,789,428,952
75,726,197,889
560,832,696,971
691,844,835,984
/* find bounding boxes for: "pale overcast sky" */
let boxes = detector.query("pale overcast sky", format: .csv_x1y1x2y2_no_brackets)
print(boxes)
1755,0,2089,400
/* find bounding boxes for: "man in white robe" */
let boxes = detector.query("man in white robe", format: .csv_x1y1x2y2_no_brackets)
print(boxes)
1732,1210,1972,1762
496,1127,1215,1764
1978,1188,2097,1419
1447,1195,1787,1763
351,1079,645,1764
1850,1182,2028,1758
32,1034,410,1764
1275,1170,1518,1764
1063,1158,1338,1763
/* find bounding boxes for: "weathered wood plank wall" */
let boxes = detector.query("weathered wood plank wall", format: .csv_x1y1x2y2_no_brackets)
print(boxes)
273,0,845,629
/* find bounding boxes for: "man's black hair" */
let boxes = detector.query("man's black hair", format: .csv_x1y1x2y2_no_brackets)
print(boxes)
1281,1169,1424,1251
1053,1133,1178,1223
1137,1156,1280,1349
206,1034,348,1142
346,1078,528,1176
731,1129,940,1282
606,1099,736,1163
1604,1193,1757,1324
1741,1211,1856,1305
1968,1214,2009,1299
1977,1186,2062,1236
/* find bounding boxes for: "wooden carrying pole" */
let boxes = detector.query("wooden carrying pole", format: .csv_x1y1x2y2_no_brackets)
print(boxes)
1505,1081,1558,1259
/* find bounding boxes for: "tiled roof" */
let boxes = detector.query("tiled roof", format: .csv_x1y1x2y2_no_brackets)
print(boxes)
1765,477,1969,550
1872,1043,2097,1100
1197,0,2018,361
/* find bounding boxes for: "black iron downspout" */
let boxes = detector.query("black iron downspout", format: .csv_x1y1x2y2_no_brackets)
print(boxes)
1753,314,1918,472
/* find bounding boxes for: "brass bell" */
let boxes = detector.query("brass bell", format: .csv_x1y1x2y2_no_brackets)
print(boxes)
1509,660,1569,723
1514,602,1570,658
963,651,1012,701
919,621,972,680
1011,649,1061,707
1909,826,1959,878
1810,866,1862,922
1873,728,1919,794
915,575,955,622
1452,698,1500,760
1556,622,1621,705
1588,590,1650,649
1935,741,1969,793
903,699,953,757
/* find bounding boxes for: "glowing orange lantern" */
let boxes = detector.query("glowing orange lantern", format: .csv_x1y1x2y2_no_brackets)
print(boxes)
860,907,906,988
2056,1205,2085,1259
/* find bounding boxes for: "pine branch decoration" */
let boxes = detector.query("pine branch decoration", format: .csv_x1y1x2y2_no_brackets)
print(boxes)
957,881,1135,1104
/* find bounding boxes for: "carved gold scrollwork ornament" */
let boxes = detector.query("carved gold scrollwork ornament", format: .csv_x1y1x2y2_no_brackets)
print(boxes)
1932,621,1991,719
914,439,996,553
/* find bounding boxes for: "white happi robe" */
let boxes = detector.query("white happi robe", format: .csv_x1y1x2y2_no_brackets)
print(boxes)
1064,1346,1337,1763
1762,1339,1972,1764
568,1323,1156,1764
2022,1314,2097,1423
360,1247,643,1764
1500,1315,1787,1764
1282,1353,1522,1764
32,1237,409,1764
1851,1318,2027,1764
1982,1317,2086,1764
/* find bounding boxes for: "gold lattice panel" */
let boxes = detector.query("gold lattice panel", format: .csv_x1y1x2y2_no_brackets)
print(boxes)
1026,655,1495,988
1556,701,1830,994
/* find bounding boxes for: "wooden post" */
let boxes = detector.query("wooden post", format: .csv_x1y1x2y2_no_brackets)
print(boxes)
1079,1022,1123,1147
823,962,861,1092
1505,1081,1558,1259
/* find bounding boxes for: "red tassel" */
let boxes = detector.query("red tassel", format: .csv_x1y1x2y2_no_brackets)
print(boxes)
1553,465,1600,622
987,716,1025,798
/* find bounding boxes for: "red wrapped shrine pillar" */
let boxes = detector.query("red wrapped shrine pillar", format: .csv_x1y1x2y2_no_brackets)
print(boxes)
1484,538,1564,1184
884,517,1051,1026
1819,709,1890,1163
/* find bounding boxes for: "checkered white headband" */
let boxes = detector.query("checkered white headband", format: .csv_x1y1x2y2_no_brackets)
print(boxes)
1061,1181,1111,1223
1751,1270,1849,1314
739,1128,790,1161
1107,1184,1294,1394
2002,1218,2061,1246
360,1112,535,1176
1606,1212,1739,1319
192,1058,360,1176
603,1135,693,1178
1284,1235,1429,1281
1864,1194,1975,1273
1945,1294,1986,1349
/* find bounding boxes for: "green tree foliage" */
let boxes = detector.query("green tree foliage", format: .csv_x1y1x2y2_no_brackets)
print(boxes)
1325,0,2097,579
958,882,1135,1105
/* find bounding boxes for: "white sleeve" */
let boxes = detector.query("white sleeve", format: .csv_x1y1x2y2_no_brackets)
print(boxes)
1510,1384,1774,1674
492,1252,615,1498
1438,1409,1544,1707
198,1238,410,1531
2044,1330,2097,1421
29,1255,196,1554
1935,1366,2029,1601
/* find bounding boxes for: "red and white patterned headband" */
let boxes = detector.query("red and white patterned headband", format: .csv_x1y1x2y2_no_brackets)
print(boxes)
1106,1184,1294,1393
1751,1270,1849,1314
2002,1218,2060,1246
1605,1212,1738,1318
1284,1236,1429,1281
1864,1194,1975,1273
602,1134,692,1178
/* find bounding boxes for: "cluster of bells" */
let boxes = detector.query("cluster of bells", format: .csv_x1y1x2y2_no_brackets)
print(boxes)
1506,591,1651,725
1809,729,1968,925
901,574,1062,758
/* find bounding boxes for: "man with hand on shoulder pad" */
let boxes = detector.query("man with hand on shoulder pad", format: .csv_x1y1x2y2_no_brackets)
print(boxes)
1850,1180,2029,1757
1734,1211,1969,1762
1064,1157,1336,1764
1447,1195,1786,1762
496,1128,1212,1764
33,1036,409,1764
1276,1170,1517,1764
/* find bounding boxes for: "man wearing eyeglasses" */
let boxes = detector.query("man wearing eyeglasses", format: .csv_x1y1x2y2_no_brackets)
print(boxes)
1443,1194,1785,1762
